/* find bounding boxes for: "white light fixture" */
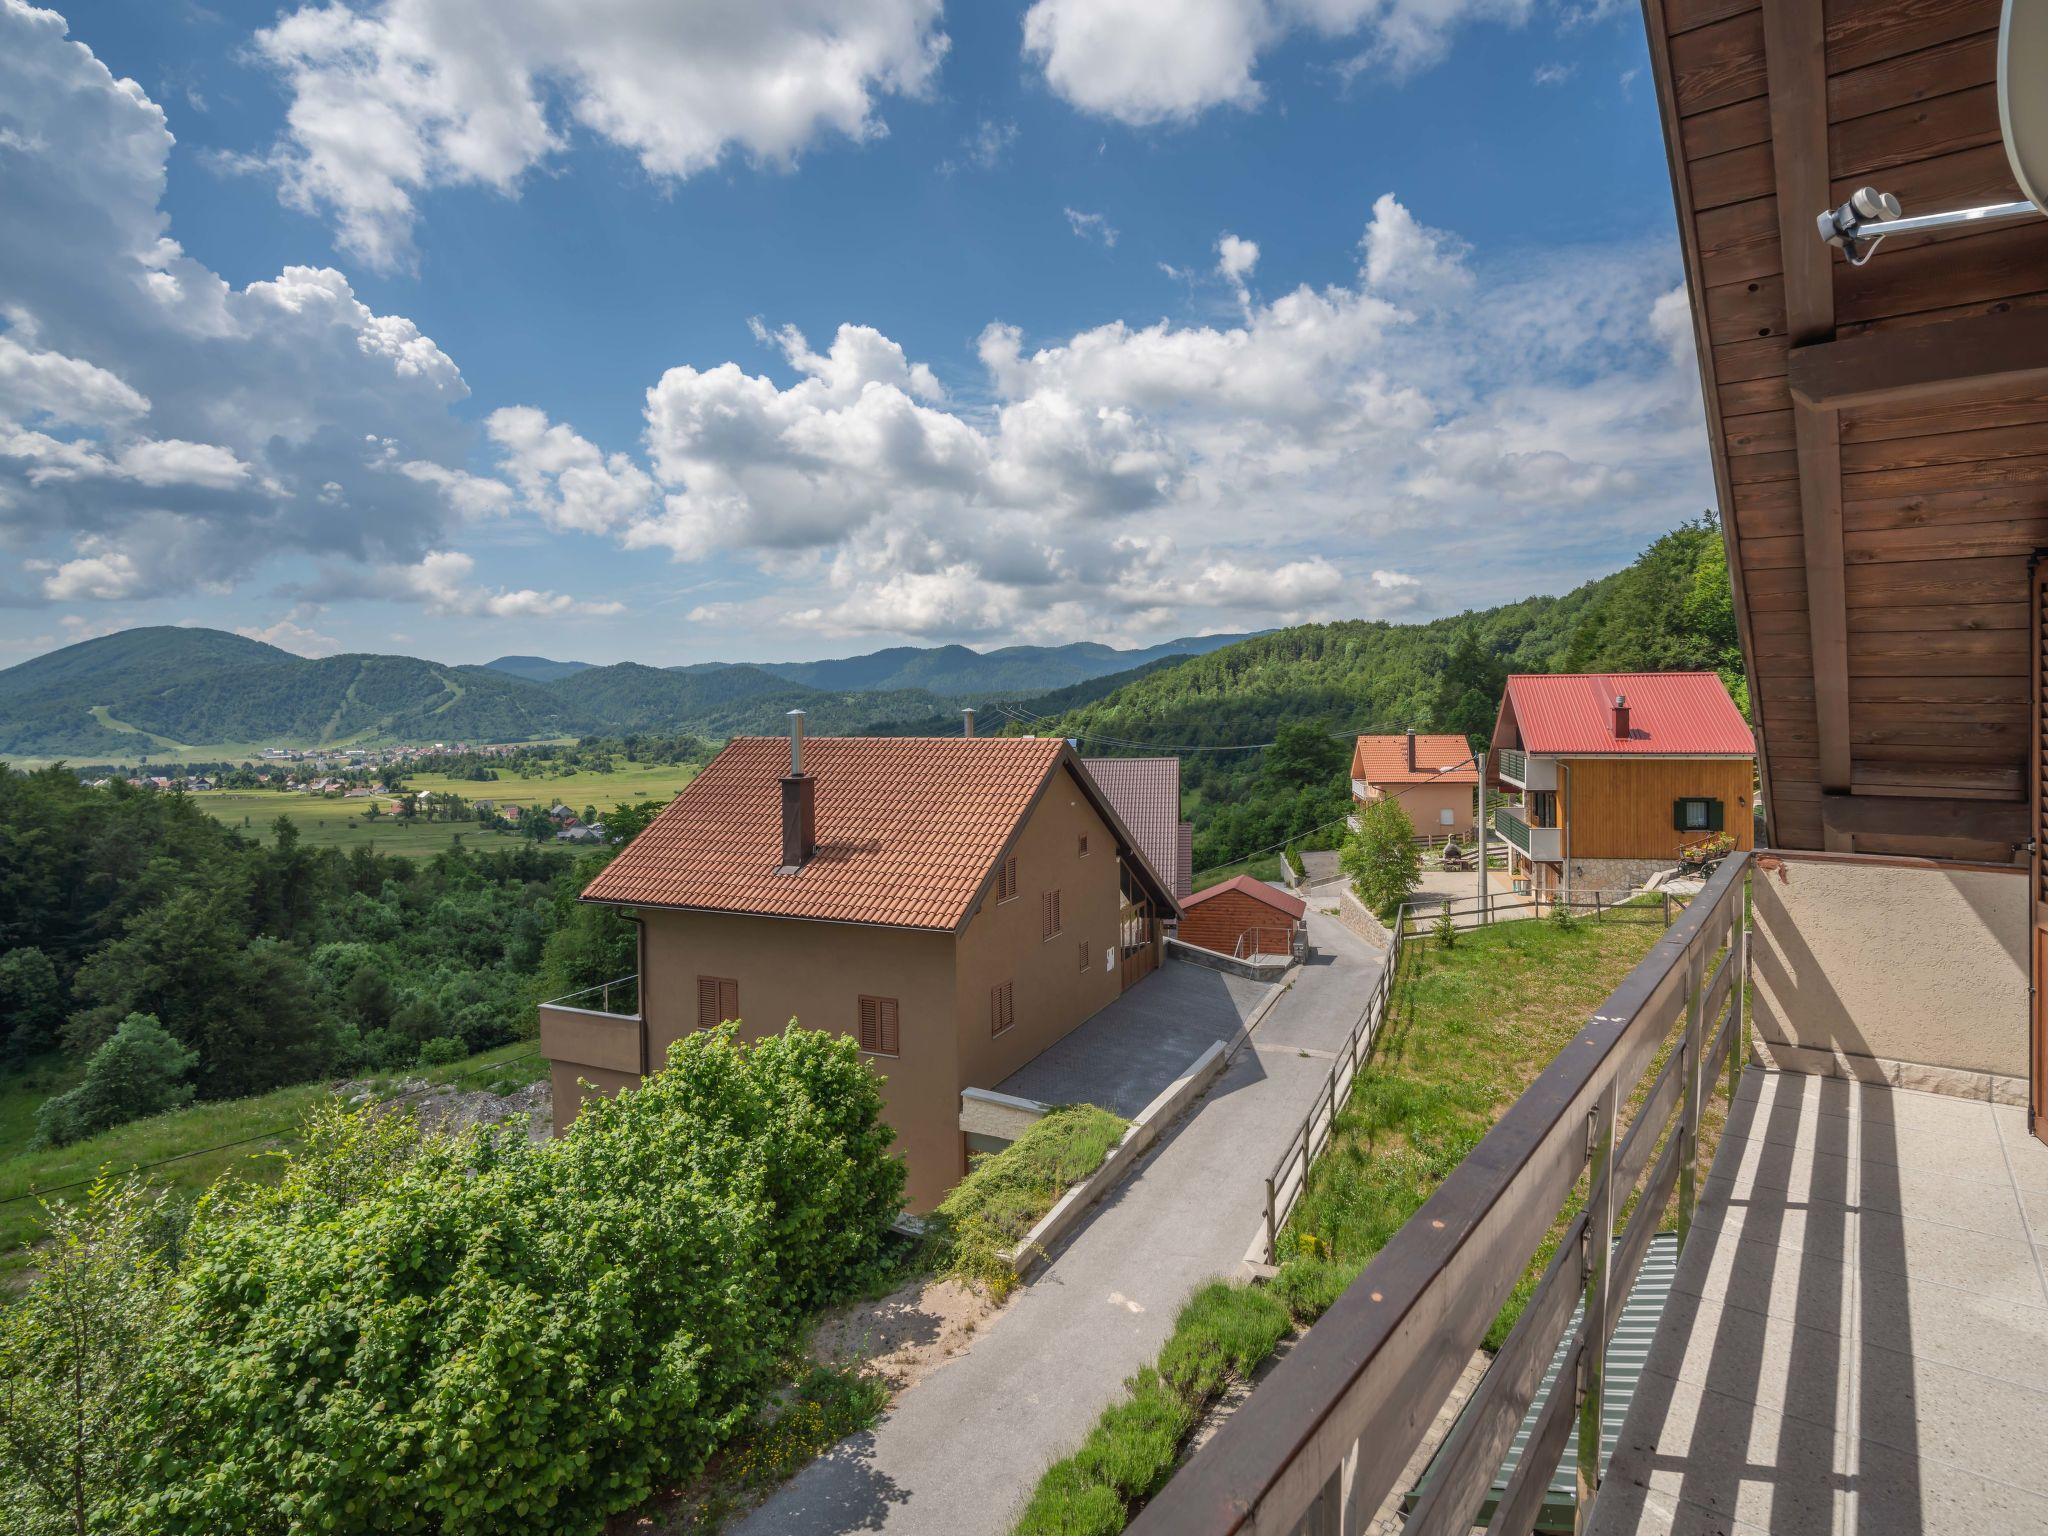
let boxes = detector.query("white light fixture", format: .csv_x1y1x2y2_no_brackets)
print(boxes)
1819,0,2045,263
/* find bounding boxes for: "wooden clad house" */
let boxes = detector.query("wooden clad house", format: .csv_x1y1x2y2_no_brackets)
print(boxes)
1489,672,1756,897
1176,875,1306,959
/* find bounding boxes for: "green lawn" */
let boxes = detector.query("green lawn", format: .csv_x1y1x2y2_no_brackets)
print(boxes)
1275,904,1727,1340
194,757,700,854
0,1040,547,1287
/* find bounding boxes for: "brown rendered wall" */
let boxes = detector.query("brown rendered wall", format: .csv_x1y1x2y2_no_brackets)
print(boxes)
1178,888,1296,956
1560,758,1755,861
953,764,1126,1093
638,908,962,1211
1362,781,1476,836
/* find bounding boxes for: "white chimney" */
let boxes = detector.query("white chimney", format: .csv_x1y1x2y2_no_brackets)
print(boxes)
787,709,806,775
962,707,976,738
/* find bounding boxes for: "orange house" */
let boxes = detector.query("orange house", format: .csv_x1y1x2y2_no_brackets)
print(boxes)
1351,731,1479,839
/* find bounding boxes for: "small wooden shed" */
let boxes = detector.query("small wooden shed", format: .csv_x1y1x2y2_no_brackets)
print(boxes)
1178,876,1306,958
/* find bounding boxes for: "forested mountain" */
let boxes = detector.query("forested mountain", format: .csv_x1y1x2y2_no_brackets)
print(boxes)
482,654,594,682
741,632,1259,694
1030,519,1742,874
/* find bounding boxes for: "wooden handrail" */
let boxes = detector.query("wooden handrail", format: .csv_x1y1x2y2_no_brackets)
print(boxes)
1131,852,1749,1536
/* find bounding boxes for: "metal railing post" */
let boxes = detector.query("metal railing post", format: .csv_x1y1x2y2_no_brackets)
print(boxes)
1576,1079,1617,1531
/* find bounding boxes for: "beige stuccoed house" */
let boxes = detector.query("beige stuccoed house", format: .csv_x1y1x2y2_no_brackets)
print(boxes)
538,718,1180,1212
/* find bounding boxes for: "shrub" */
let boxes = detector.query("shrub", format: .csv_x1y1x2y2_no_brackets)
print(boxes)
1270,1255,1362,1325
931,1104,1126,1294
1341,796,1422,919
1070,1369,1194,1501
1013,1460,1127,1536
33,1012,197,1147
118,1024,903,1536
415,1035,465,1067
0,1176,179,1536
1432,907,1457,948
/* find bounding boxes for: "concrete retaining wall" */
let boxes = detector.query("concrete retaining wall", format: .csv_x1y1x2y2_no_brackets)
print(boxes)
1337,888,1394,951
1003,1039,1229,1278
1164,936,1293,981
959,1086,1050,1143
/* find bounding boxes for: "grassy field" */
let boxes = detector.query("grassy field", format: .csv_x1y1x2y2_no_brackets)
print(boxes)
0,1040,548,1287
1190,851,1285,890
193,757,700,853
1276,902,1731,1341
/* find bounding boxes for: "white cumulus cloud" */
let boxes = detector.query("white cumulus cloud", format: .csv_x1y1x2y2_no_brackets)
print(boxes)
251,0,949,269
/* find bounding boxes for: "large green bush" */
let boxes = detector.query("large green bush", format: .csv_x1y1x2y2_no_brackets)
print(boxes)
21,1023,910,1536
33,1011,197,1147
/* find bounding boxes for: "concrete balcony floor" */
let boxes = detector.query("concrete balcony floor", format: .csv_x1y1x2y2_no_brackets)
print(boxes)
1594,1069,2048,1535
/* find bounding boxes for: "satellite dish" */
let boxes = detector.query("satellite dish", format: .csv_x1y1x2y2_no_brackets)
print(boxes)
2001,0,2048,212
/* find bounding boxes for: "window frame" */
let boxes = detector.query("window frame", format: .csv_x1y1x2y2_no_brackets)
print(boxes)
857,995,900,1057
990,979,1015,1037
697,975,739,1030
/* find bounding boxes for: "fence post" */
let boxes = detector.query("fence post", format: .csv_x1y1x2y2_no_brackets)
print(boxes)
1677,940,1707,1252
1594,890,1603,919
1576,1078,1617,1529
1328,1068,1339,1139
1729,924,1749,1101
1265,1176,1279,1266
1662,891,1671,928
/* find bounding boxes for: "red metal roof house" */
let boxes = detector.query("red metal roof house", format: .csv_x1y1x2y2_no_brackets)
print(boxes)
1488,672,1755,900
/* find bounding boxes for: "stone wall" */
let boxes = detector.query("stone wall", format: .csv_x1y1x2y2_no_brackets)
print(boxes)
1337,887,1394,951
1565,856,1671,895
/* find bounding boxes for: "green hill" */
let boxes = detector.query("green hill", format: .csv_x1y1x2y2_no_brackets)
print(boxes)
746,633,1259,695
482,654,594,683
1029,519,1741,874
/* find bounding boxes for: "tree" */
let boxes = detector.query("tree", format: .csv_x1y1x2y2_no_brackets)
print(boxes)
1263,720,1346,792
1341,795,1422,920
1432,628,1508,744
33,1013,197,1148
0,947,63,1059
0,1175,177,1536
601,798,670,847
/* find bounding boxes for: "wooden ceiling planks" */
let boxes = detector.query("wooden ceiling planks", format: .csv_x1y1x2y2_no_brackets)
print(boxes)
1644,0,2044,861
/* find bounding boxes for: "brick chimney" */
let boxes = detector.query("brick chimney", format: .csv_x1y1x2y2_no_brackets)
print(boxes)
1612,693,1631,740
1405,727,1417,770
779,710,815,872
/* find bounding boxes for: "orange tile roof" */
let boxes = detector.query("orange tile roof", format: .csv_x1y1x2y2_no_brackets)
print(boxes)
582,735,1155,931
1351,733,1479,785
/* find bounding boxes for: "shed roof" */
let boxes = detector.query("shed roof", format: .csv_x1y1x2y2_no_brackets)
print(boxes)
582,735,1178,930
1352,733,1478,785
1181,875,1306,920
1082,757,1183,896
1499,673,1754,758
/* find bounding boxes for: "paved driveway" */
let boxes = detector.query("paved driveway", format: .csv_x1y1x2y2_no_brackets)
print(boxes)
995,960,1276,1117
734,906,1384,1536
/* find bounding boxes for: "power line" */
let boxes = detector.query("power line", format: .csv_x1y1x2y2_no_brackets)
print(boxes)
0,1047,546,1211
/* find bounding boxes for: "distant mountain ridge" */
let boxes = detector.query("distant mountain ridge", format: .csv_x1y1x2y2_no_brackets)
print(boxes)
479,633,1258,697
0,627,1221,758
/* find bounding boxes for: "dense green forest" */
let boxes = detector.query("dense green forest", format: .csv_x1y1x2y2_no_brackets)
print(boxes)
0,766,645,1145
1027,519,1743,875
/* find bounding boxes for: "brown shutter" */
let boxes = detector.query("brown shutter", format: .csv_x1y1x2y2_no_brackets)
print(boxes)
991,980,1013,1036
1078,940,1089,972
2032,559,2048,1147
858,996,899,1056
698,976,738,1028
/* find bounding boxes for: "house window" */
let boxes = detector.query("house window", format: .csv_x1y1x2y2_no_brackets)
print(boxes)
991,980,1015,1036
1078,940,1090,973
1079,833,1089,856
1673,797,1724,832
997,855,1018,903
1042,888,1063,940
697,976,738,1029
857,995,899,1056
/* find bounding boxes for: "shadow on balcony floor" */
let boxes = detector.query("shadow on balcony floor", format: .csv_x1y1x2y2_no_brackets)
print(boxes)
1593,1068,2048,1535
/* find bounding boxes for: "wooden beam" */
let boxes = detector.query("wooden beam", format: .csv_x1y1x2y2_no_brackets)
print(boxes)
1821,791,2027,849
1789,308,2048,410
1764,0,1852,800
1640,0,1781,845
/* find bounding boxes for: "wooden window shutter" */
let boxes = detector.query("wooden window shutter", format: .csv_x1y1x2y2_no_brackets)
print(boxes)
1003,855,1018,901
1042,888,1062,940
1672,799,1687,831
1079,833,1089,856
858,996,899,1056
991,980,1014,1036
1706,798,1725,831
1078,940,1089,973
698,976,737,1028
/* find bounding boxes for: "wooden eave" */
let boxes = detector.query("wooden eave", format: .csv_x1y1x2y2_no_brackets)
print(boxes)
1641,0,2048,863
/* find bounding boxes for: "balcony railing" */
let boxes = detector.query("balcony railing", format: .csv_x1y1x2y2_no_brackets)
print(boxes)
1493,804,1560,863
537,973,644,1081
541,973,640,1017
1496,748,1526,784
1494,749,1556,790
1130,855,1749,1536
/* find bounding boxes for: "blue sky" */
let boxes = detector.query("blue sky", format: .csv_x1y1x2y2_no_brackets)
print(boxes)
0,0,1712,666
